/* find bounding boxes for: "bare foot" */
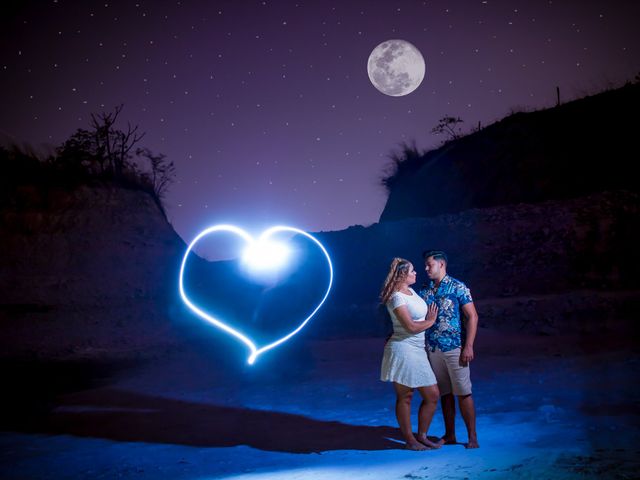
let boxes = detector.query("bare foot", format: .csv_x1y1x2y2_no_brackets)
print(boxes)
405,440,428,451
417,434,444,449
465,438,479,449
440,434,458,445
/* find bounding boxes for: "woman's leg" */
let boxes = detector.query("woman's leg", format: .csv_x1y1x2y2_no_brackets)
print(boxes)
416,384,443,449
392,382,426,450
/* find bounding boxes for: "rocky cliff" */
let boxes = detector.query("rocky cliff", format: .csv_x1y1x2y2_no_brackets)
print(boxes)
0,185,185,358
2,186,637,359
315,190,639,338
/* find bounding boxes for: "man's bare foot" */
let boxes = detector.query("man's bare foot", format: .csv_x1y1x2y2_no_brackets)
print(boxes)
465,438,479,449
405,440,428,451
440,434,457,445
417,434,443,449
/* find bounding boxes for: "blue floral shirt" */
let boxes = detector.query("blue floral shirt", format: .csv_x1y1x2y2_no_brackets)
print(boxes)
419,275,473,352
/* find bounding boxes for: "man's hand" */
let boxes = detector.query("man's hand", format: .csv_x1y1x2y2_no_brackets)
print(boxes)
460,302,478,366
460,345,474,366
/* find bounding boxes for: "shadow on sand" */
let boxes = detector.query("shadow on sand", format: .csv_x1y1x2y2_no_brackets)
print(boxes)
4,387,400,453
0,358,400,453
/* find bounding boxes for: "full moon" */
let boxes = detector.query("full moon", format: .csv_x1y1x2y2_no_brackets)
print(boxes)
367,39,426,97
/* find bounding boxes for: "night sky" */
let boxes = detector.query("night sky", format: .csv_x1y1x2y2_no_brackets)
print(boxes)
1,0,638,242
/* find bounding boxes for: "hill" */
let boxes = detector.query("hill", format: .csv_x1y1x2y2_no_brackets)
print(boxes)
380,82,640,221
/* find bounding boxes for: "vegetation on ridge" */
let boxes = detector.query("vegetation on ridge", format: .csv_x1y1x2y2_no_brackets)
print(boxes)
0,105,175,215
379,80,640,221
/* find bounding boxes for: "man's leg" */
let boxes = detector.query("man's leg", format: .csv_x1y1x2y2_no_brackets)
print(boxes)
457,394,479,448
428,349,456,444
440,393,457,444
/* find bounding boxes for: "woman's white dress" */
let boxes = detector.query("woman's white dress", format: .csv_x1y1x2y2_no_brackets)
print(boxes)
380,288,437,388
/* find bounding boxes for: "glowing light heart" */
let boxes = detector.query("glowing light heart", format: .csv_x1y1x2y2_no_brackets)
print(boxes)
178,225,333,365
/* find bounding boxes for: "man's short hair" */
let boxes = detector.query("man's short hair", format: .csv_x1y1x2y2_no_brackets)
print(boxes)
423,249,448,265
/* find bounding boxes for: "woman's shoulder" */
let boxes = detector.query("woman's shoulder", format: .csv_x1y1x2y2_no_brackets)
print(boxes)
386,291,407,308
387,291,403,301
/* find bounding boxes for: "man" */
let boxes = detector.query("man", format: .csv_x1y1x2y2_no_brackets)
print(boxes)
420,250,479,449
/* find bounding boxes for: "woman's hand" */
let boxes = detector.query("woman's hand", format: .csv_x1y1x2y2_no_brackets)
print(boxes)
425,303,439,327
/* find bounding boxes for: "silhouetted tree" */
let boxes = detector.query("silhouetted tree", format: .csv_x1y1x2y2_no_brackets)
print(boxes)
58,105,146,180
135,147,176,201
89,104,145,177
56,128,102,177
2,106,176,211
44,106,175,210
431,116,464,141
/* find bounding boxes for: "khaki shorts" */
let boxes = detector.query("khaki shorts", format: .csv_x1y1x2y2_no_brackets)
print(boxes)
427,347,472,396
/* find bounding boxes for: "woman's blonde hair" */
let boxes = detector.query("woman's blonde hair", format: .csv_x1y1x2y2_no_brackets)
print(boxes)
380,257,412,304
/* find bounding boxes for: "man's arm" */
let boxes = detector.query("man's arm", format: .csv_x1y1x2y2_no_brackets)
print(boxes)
460,302,478,365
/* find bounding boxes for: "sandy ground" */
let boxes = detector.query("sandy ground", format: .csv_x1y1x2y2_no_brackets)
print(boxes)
1,328,639,479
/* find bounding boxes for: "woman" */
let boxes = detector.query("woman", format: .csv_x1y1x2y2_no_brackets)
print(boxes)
380,257,442,450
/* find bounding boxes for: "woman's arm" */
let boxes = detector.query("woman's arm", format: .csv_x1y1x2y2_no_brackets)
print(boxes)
393,303,438,334
423,303,438,329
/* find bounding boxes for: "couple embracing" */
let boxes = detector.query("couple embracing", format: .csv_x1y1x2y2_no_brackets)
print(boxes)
380,250,479,450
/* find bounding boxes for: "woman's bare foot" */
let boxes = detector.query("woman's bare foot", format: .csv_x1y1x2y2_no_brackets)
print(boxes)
405,440,428,451
417,434,443,449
